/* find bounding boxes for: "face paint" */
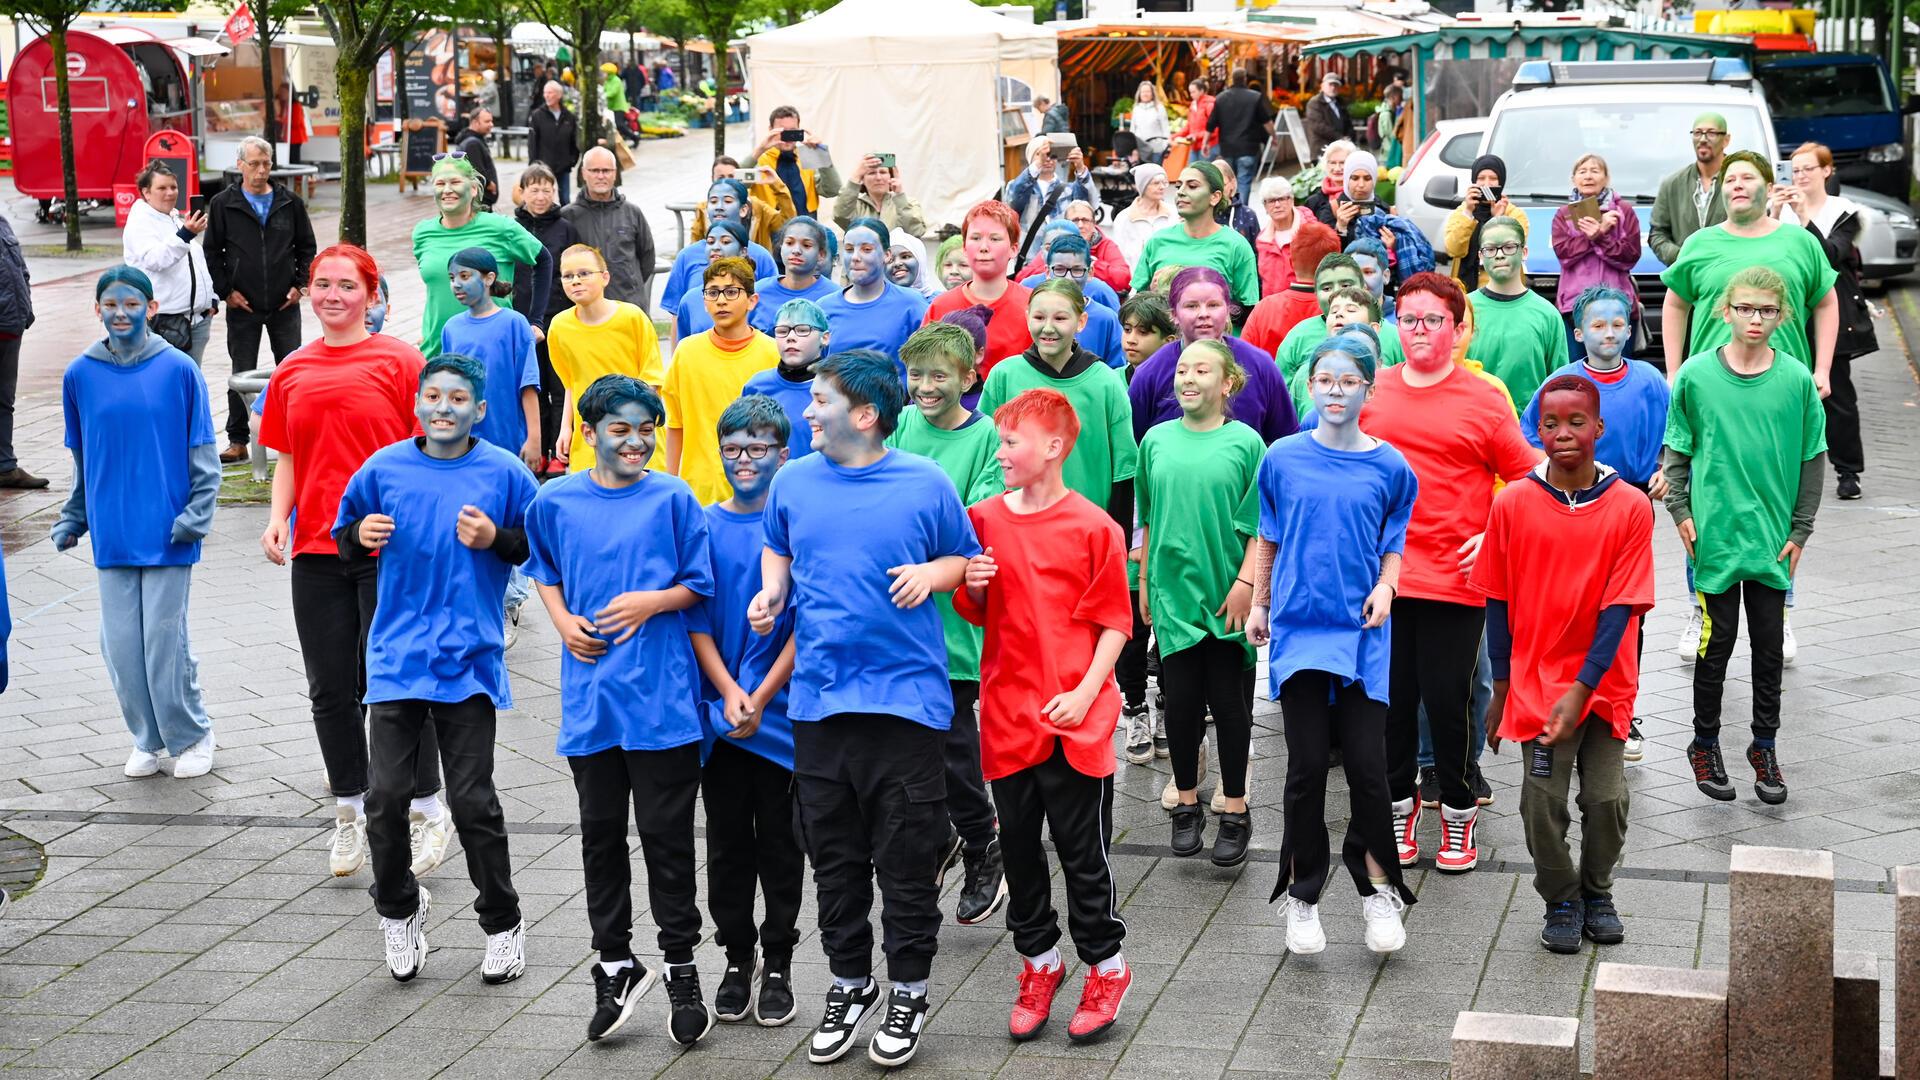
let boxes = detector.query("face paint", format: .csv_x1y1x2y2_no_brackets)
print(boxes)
844,226,886,288
718,428,786,503
906,351,970,428
887,246,919,288
941,249,972,289
584,401,658,485
1172,282,1230,343
1308,350,1371,431
995,419,1056,491
1479,222,1525,285
416,370,484,457
1576,297,1631,369
1026,291,1083,364
1722,162,1766,223
1351,254,1386,300
774,322,825,372
1325,295,1370,335
365,290,390,335
1397,291,1456,373
781,226,825,279
449,261,494,310
1536,388,1601,475
706,183,746,225
309,255,372,336
805,375,875,459
1724,286,1783,346
1173,346,1230,421
1315,267,1364,308
1122,321,1173,369
431,163,480,219
1046,251,1089,284
1173,169,1215,222
964,216,1013,282
96,283,155,352
706,230,745,260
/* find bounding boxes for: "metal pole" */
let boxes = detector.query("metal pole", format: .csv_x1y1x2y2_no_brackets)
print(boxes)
1891,0,1903,97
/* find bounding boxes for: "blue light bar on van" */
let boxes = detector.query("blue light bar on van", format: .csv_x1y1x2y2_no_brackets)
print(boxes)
1512,58,1753,88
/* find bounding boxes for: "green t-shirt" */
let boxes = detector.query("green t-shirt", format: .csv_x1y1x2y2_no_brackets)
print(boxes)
1659,223,1838,369
1277,315,1406,421
887,408,1004,680
977,358,1137,509
413,213,546,357
1467,287,1569,408
1137,420,1264,665
1664,348,1827,593
1129,224,1262,309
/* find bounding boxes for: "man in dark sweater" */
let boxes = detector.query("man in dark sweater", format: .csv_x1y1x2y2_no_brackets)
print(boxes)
455,109,501,209
1207,68,1275,207
528,81,581,205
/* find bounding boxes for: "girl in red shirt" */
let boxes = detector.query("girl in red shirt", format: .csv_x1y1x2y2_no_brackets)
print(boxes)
923,201,1033,380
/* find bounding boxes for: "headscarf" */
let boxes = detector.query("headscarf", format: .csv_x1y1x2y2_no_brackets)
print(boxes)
888,232,939,298
96,265,155,300
1132,162,1165,197
1185,160,1231,226
1457,153,1508,290
1342,150,1380,205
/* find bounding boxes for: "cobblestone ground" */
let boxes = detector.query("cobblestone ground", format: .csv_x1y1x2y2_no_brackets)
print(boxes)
1,132,1918,1077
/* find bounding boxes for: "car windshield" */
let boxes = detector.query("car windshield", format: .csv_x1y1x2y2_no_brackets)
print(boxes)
1761,63,1892,119
1485,101,1770,201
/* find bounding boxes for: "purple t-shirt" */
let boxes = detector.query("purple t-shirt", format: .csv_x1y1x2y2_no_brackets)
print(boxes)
1127,334,1298,445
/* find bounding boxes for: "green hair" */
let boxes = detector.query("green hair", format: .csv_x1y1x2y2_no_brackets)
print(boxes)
1714,265,1794,324
900,323,980,373
431,155,482,182
1184,160,1231,225
1314,253,1364,291
1028,277,1087,316
936,234,964,268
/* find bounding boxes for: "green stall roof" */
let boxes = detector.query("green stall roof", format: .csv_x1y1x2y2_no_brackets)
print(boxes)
1303,26,1753,61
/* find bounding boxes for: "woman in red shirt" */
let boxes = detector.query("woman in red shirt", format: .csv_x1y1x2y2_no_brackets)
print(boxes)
259,243,444,881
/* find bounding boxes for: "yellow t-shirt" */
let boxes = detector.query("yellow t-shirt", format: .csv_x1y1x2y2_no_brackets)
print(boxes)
662,328,780,505
547,301,665,471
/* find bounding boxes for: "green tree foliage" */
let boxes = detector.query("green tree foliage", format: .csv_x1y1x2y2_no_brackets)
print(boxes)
2,0,97,248
315,0,435,245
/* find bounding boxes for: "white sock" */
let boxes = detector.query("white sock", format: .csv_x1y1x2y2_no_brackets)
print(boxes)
599,958,633,976
338,794,366,817
1023,948,1062,973
1094,952,1126,976
894,979,928,998
410,794,444,820
833,974,871,992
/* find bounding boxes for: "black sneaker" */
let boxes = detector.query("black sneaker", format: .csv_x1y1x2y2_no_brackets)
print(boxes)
756,958,796,1027
868,987,930,1067
1837,473,1862,500
1746,743,1788,805
714,957,755,1022
1170,803,1206,857
1211,810,1251,868
1418,766,1439,809
1540,900,1585,954
1151,690,1169,758
664,964,715,1046
1688,741,1736,801
956,840,1008,925
1468,762,1494,807
935,827,964,888
1582,894,1625,945
808,978,879,1063
587,960,656,1041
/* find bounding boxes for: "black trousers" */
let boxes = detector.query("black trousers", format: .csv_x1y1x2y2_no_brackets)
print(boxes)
702,740,805,966
1694,580,1787,742
793,713,946,984
535,336,565,464
1387,598,1485,811
0,334,19,472
1274,672,1411,906
570,743,703,964
1160,637,1254,796
944,680,997,850
1116,591,1151,709
367,695,520,932
1824,352,1865,478
290,554,440,799
224,304,301,445
993,741,1125,965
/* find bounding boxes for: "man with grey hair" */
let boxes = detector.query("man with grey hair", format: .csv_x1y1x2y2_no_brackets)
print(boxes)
562,145,655,307
528,80,580,205
204,135,315,462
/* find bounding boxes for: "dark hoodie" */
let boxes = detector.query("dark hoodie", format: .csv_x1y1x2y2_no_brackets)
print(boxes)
561,189,656,310
1014,342,1135,535
513,203,580,327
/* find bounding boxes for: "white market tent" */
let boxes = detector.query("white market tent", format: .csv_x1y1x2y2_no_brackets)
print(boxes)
744,0,1057,231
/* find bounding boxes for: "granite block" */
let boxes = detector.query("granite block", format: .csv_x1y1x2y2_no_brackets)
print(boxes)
1896,865,1918,1080
1449,1011,1578,1079
1592,962,1726,1080
1832,949,1879,1080
1729,845,1834,1080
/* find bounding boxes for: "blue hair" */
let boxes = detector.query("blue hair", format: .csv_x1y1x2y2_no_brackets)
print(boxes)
578,374,666,427
774,297,829,331
1571,285,1636,328
818,350,908,437
95,265,155,301
718,393,793,444
706,220,750,250
708,177,750,205
1311,327,1382,381
778,215,837,263
449,246,499,276
1046,233,1092,261
421,353,488,399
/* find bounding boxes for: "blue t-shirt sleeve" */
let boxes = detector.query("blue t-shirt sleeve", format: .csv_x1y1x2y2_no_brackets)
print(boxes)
662,249,691,319
1256,451,1283,544
184,363,216,447
505,463,539,530
764,473,794,558
518,321,540,391
61,368,80,451
1520,386,1544,450
1382,458,1417,556
522,495,563,586
673,489,717,598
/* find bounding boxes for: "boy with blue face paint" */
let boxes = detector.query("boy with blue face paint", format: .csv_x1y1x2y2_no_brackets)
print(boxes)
818,217,930,367
748,350,980,1068
687,395,804,1027
333,354,538,986
56,266,219,781
523,375,719,1047
751,217,838,334
661,179,781,322
742,298,828,460
1344,237,1395,323
676,221,751,342
1018,219,1122,313
1037,234,1125,367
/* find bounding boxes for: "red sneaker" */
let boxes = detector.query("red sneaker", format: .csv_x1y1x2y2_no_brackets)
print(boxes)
1067,963,1131,1043
1392,795,1421,867
1008,962,1064,1041
1435,804,1479,873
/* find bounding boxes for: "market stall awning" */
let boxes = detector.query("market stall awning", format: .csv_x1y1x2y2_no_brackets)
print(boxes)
1303,26,1753,62
1054,20,1313,46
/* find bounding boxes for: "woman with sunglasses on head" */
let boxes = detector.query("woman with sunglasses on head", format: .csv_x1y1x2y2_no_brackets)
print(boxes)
413,154,551,357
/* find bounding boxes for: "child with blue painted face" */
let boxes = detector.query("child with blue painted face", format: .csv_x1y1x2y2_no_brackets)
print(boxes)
333,353,539,987
751,216,837,334
742,297,828,460
686,394,803,1028
676,220,752,343
660,178,781,324
818,216,930,365
55,266,219,782
523,374,718,1048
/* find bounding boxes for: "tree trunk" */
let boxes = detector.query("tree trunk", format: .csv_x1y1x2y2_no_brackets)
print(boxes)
575,12,604,152
260,24,281,150
335,57,372,247
49,30,82,251
703,21,728,159
494,17,514,126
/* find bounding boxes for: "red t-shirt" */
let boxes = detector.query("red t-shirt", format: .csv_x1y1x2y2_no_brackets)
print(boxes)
1241,287,1319,355
259,334,425,557
952,491,1133,781
1471,477,1655,741
924,280,1033,379
1359,365,1541,606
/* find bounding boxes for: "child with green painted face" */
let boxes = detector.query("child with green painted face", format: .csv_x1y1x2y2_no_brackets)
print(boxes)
1464,215,1570,406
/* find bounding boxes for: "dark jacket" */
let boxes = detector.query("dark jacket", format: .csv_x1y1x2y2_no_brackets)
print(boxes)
561,190,656,309
455,129,500,208
1304,93,1350,157
204,183,317,313
1803,206,1878,362
1208,86,1274,159
0,217,31,335
528,105,580,177
513,204,581,327
1040,102,1071,135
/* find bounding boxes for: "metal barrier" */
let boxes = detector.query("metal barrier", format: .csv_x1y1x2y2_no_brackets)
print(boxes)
227,369,273,483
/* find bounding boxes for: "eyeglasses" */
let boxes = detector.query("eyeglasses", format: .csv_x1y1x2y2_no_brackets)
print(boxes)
1689,129,1727,140
1730,304,1781,321
703,286,749,301
1479,242,1521,256
1404,312,1452,331
720,443,779,460
559,269,604,282
431,149,469,162
773,325,819,339
1048,266,1089,280
1308,374,1369,394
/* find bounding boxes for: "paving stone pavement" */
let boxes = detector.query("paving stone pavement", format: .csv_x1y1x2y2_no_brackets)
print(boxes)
2,135,1918,1076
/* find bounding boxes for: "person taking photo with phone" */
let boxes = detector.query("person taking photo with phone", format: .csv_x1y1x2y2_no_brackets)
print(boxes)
754,106,842,217
1444,155,1527,292
123,161,218,368
1551,154,1641,358
834,154,928,239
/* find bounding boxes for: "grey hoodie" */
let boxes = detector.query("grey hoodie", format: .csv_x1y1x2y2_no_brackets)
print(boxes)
562,190,656,309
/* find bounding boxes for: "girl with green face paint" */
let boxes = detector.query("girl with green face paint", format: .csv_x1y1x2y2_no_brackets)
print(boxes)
412,155,551,360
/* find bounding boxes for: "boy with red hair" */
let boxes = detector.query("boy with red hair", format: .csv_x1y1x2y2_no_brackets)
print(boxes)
953,388,1134,1046
1242,219,1342,351
924,201,1032,375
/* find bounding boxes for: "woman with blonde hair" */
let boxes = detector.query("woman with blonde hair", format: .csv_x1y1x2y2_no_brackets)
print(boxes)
1131,81,1171,163
1549,153,1641,356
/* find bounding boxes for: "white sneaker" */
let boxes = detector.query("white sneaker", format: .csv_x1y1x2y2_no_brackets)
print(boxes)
1781,616,1797,667
1161,736,1209,810
1283,895,1326,955
504,605,522,650
1123,706,1153,765
1362,889,1407,953
125,748,162,778
409,810,451,878
1210,761,1251,814
1623,720,1645,764
481,921,526,984
172,735,215,779
330,806,367,877
381,887,431,982
1676,606,1703,661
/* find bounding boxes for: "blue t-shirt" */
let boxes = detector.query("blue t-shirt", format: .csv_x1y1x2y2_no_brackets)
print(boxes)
676,283,716,340
764,449,980,730
818,283,929,361
1019,272,1119,313
334,439,539,708
440,308,541,455
1081,301,1126,368
662,241,779,319
62,346,216,568
687,504,796,771
244,189,273,225
1257,433,1418,705
523,470,715,756
741,367,816,460
1521,359,1671,487
749,276,839,334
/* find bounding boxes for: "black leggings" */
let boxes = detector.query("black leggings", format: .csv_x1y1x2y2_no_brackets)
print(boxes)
1116,591,1155,709
1824,352,1864,478
1386,598,1484,812
1695,580,1787,742
1160,636,1255,798
1274,672,1411,906
535,336,564,464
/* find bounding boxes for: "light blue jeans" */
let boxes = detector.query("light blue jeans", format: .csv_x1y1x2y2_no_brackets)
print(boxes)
184,315,213,368
505,566,530,612
1418,632,1490,769
98,565,210,755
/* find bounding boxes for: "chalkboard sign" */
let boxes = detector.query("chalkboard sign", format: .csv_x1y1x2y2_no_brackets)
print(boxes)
400,120,444,188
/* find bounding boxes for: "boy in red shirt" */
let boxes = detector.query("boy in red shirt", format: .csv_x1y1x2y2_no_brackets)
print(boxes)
1474,374,1653,954
923,201,1033,376
952,388,1134,1046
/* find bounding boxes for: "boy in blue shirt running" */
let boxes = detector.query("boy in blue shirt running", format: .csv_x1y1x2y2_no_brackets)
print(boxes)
748,349,981,1069
523,375,718,1048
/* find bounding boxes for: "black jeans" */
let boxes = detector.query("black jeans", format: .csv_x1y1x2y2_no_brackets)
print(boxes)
702,740,804,966
993,741,1125,965
290,554,440,799
1824,352,1865,478
0,334,19,472
569,743,704,965
1694,580,1788,742
367,694,520,932
1160,637,1254,797
535,336,564,464
1386,598,1485,811
1274,671,1410,906
1116,591,1151,709
944,680,997,851
793,713,947,984
224,304,301,445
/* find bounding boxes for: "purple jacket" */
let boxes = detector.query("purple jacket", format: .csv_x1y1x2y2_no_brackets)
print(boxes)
1550,195,1642,314
1128,334,1298,445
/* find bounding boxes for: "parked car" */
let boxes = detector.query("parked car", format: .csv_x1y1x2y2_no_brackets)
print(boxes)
1394,116,1488,252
